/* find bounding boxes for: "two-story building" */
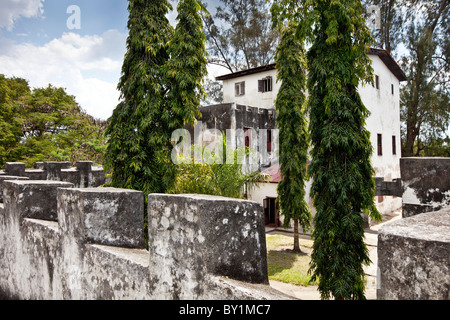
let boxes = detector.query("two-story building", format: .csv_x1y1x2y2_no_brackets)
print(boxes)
198,48,407,227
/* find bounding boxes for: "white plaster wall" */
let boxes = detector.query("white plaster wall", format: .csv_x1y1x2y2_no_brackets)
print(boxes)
359,55,402,182
237,55,403,216
248,182,278,204
222,69,280,109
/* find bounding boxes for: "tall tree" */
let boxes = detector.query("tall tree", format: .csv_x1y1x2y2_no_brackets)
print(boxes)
202,0,279,72
272,0,381,299
400,0,449,156
306,0,382,300
362,0,449,156
104,0,174,194
165,0,209,131
105,0,209,194
272,21,311,253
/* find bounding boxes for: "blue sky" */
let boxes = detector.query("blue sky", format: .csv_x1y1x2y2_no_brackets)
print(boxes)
0,0,223,120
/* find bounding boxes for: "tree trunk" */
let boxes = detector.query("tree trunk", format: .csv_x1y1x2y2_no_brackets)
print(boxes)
293,218,302,253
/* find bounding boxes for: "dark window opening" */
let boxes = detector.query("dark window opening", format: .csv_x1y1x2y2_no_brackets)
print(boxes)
391,84,394,95
244,127,251,148
263,197,278,227
375,75,380,89
392,135,397,155
267,130,272,152
258,76,273,93
377,134,383,156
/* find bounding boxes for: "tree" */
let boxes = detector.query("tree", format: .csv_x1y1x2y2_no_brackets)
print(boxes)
362,0,449,156
104,0,174,195
400,0,449,156
361,0,408,54
202,0,279,72
306,0,382,300
272,21,311,253
0,75,27,165
272,0,382,299
0,75,107,167
105,0,209,197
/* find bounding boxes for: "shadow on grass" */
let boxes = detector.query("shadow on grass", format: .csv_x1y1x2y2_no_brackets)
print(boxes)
267,249,316,287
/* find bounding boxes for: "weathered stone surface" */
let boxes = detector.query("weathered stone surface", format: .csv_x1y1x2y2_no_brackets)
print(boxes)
3,180,74,221
148,193,268,299
0,176,29,202
58,188,145,248
4,162,25,176
401,157,450,217
377,207,450,300
0,186,290,300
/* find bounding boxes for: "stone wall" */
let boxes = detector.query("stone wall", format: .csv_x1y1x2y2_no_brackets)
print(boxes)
400,157,450,217
0,180,290,300
377,207,450,300
0,161,106,188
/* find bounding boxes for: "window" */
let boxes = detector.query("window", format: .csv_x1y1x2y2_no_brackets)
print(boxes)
377,134,383,156
375,75,380,89
392,135,397,155
391,84,394,95
263,197,278,226
258,76,272,93
235,81,245,96
267,130,272,153
244,127,251,147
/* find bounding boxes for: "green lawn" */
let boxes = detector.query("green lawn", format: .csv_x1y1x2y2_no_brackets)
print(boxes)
266,234,318,287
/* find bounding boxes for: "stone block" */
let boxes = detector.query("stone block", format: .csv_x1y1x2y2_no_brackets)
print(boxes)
57,188,145,248
4,163,26,177
76,161,93,188
0,176,29,202
377,207,450,300
44,161,71,181
3,180,74,221
148,194,268,299
401,157,450,217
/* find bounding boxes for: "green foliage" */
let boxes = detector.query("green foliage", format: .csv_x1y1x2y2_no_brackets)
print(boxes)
171,140,268,199
105,0,209,197
272,0,381,300
273,20,312,252
105,0,174,195
306,0,381,300
0,75,107,168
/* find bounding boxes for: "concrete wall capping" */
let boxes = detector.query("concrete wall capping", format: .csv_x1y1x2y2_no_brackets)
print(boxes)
0,178,289,300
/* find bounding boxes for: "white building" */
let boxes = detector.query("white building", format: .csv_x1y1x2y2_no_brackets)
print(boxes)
214,48,407,226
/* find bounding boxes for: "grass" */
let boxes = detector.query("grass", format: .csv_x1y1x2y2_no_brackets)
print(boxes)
266,233,318,287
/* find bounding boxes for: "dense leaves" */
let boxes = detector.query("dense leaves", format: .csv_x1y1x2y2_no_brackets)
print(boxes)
272,0,381,299
273,21,311,252
0,75,106,168
105,0,209,196
171,140,268,198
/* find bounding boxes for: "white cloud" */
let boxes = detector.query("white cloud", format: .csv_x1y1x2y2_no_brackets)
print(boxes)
0,30,127,120
0,0,45,30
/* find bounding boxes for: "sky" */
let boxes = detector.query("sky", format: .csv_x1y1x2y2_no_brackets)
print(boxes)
0,0,224,120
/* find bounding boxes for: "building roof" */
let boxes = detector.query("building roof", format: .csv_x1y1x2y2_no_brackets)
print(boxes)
216,48,407,82
262,163,282,183
368,48,407,81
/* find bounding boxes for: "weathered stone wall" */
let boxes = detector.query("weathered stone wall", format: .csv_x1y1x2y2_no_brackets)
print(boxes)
0,161,106,189
377,207,450,300
0,180,290,300
400,157,450,217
